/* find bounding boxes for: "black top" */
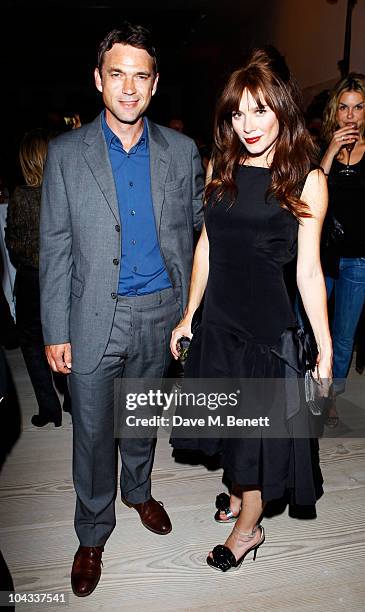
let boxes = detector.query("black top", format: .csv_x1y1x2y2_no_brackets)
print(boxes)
204,165,298,345
327,153,365,257
5,185,41,268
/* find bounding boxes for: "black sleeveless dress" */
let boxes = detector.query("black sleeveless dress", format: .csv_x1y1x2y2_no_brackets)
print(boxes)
172,166,323,506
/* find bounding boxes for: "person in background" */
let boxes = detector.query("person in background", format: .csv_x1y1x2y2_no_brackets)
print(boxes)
0,168,17,324
5,128,71,427
167,116,185,133
63,111,82,130
0,283,18,349
193,132,212,175
0,171,10,202
320,73,365,427
355,306,365,374
0,345,21,611
305,89,329,147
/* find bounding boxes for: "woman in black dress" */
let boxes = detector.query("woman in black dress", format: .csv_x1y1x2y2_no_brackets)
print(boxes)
170,47,332,572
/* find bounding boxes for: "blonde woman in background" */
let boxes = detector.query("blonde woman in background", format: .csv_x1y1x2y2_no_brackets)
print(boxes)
320,73,365,427
5,128,71,427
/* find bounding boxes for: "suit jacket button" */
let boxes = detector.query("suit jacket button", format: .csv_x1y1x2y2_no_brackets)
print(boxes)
113,258,119,265
115,224,120,232
111,292,117,299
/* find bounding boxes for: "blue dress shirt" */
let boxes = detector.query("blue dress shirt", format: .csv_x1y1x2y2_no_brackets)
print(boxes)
102,113,172,295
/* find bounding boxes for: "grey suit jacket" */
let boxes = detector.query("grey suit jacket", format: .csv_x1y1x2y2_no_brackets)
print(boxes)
39,114,204,373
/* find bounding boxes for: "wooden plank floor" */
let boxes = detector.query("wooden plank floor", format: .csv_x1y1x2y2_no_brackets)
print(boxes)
1,348,365,611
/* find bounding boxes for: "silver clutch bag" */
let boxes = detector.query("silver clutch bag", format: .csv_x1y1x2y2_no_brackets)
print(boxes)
304,366,331,416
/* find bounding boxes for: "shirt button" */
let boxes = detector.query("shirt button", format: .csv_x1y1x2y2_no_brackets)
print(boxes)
130,210,136,216
115,224,120,232
131,239,136,245
133,266,137,272
111,292,117,299
129,181,134,187
113,258,119,265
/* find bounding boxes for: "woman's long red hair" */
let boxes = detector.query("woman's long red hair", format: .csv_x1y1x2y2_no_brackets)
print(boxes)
206,47,319,218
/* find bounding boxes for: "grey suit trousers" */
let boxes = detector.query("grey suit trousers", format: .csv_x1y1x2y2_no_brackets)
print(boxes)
69,287,181,546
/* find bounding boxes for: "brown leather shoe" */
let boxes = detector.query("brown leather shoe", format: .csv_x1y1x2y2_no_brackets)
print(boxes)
125,497,172,535
71,546,104,597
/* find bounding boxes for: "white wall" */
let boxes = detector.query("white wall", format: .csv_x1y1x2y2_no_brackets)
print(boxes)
267,0,365,104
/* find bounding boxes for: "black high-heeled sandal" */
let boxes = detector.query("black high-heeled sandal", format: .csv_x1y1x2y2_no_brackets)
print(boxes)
207,524,265,572
214,492,241,523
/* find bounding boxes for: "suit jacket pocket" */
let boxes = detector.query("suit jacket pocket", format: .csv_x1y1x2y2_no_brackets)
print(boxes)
71,275,84,298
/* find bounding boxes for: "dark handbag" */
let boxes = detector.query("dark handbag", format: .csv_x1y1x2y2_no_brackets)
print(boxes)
298,327,331,416
177,301,204,363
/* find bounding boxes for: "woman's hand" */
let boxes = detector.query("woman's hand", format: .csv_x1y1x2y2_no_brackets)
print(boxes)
327,124,359,157
170,317,193,360
316,354,332,379
313,350,333,398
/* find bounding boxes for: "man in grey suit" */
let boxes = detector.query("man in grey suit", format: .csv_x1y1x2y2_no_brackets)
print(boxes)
40,22,204,597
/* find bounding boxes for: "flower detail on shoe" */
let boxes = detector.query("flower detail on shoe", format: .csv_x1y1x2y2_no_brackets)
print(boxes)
214,492,240,523
209,545,236,572
207,525,265,572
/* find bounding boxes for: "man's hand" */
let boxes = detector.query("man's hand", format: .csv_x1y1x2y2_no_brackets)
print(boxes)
45,343,72,374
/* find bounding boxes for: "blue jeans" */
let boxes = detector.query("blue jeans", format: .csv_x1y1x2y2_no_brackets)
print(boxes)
326,257,365,394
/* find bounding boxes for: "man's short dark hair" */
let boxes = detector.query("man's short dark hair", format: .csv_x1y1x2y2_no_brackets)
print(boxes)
97,22,158,75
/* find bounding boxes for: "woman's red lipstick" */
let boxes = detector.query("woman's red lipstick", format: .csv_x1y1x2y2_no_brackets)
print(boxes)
244,136,261,144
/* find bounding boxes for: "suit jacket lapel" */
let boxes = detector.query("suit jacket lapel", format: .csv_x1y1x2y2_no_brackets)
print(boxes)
82,115,119,222
147,119,171,234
